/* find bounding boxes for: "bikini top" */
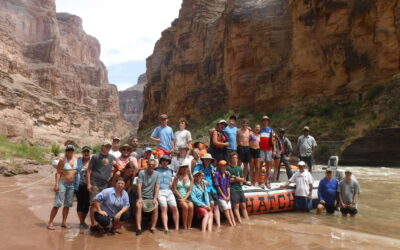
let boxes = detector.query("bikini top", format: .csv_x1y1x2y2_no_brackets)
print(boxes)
177,178,191,189
63,158,78,171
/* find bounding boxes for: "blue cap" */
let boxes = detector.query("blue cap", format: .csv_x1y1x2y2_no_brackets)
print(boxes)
145,147,152,152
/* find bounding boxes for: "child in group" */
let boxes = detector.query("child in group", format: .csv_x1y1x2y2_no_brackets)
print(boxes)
214,160,236,227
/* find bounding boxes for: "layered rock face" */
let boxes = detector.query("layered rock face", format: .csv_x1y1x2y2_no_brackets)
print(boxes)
119,74,146,133
141,0,400,125
0,0,130,144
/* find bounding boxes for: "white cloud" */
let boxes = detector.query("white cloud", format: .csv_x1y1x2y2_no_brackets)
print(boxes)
55,0,182,65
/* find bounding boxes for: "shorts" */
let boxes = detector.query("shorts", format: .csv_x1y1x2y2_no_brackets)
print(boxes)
250,148,260,159
158,189,177,208
323,204,336,214
260,150,273,162
341,207,358,215
157,147,172,157
195,206,208,219
300,156,313,170
208,192,219,205
230,190,246,204
53,179,75,208
211,148,228,162
237,146,251,163
294,196,312,211
218,199,232,210
89,185,106,202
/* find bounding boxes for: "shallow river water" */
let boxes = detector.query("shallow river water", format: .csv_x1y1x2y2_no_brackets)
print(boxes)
0,166,399,249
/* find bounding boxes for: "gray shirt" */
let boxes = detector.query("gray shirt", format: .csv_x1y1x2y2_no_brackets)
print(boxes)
138,170,160,199
338,179,361,205
298,135,317,157
88,153,116,187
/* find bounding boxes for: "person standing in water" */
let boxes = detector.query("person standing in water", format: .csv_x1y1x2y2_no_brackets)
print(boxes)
174,118,192,151
250,124,261,186
280,161,314,212
227,152,249,223
338,169,361,217
259,116,274,189
150,114,175,158
316,169,339,215
214,160,236,227
74,146,91,228
297,126,317,173
47,145,77,230
237,119,252,185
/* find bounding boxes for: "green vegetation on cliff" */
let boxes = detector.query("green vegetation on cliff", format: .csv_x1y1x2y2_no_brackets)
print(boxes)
0,135,48,163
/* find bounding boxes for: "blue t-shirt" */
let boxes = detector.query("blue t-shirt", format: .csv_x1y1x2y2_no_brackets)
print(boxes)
224,125,237,150
193,163,217,194
318,177,339,205
151,125,175,151
155,167,174,190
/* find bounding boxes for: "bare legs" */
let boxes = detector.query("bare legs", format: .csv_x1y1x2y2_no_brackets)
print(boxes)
265,161,273,188
136,203,158,231
47,207,70,229
211,202,221,227
273,158,280,182
89,205,96,227
77,212,88,225
233,202,249,223
251,158,260,186
179,201,194,230
223,208,236,227
243,162,249,183
201,211,213,232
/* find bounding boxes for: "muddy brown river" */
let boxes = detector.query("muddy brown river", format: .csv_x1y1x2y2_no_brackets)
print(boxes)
0,166,399,249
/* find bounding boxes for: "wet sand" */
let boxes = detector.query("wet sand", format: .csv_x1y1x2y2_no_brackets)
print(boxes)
1,166,399,250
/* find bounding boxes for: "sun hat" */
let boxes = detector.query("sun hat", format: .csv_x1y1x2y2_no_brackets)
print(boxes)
201,153,216,162
145,147,153,152
65,145,75,151
298,161,306,167
193,170,203,177
119,144,133,151
102,140,112,146
178,163,189,169
261,115,270,120
218,120,228,126
142,199,156,213
81,146,91,152
160,155,172,164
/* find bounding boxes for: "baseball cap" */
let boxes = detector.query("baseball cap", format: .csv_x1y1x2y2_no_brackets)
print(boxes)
160,114,168,119
81,146,91,152
193,170,203,177
298,161,306,167
325,168,333,173
113,137,121,141
303,126,310,131
218,160,228,166
160,155,171,164
218,120,228,125
102,140,112,146
65,145,75,151
279,128,286,133
345,169,352,174
145,147,153,152
262,115,270,120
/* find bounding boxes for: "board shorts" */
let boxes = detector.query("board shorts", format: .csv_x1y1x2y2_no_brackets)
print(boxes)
230,190,246,204
158,189,177,208
341,207,358,215
260,150,273,162
54,179,75,208
195,206,208,219
218,199,232,210
237,146,251,163
250,148,260,159
157,147,172,157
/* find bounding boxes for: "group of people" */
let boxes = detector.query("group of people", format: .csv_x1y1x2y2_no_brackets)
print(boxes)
46,113,361,235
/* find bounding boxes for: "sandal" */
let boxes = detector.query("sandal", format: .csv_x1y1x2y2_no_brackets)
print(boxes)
47,224,56,230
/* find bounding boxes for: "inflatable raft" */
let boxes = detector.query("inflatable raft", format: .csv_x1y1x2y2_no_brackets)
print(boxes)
243,182,320,215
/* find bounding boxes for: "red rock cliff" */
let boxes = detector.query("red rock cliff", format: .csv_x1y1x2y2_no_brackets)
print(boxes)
140,0,400,128
0,0,131,144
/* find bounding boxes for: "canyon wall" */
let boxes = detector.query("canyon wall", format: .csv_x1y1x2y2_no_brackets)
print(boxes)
141,0,400,125
0,0,131,145
119,74,146,133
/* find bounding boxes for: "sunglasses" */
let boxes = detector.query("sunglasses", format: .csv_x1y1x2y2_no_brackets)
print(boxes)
122,149,130,152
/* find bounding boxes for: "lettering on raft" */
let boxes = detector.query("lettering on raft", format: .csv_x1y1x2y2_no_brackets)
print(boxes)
246,191,296,214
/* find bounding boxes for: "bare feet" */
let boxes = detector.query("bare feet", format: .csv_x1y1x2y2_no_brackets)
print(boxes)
47,224,55,230
61,224,71,229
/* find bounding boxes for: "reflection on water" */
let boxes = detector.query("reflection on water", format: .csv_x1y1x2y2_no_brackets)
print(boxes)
1,166,399,249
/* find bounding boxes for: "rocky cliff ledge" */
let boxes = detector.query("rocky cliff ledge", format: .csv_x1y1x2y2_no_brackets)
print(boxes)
119,74,146,133
0,0,131,145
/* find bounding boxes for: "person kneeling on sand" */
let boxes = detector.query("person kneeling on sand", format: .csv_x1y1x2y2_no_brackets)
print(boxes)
136,159,160,236
191,170,213,232
316,168,339,215
214,160,236,227
280,161,314,212
92,178,130,234
47,145,77,230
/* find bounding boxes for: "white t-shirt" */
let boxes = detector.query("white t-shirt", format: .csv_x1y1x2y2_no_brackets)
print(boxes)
110,150,121,158
170,155,194,172
174,130,192,148
289,170,315,197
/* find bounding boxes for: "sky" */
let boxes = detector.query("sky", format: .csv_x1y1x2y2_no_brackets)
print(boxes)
55,0,182,91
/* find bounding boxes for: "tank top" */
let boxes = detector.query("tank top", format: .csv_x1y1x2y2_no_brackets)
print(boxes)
63,158,77,171
177,178,191,197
